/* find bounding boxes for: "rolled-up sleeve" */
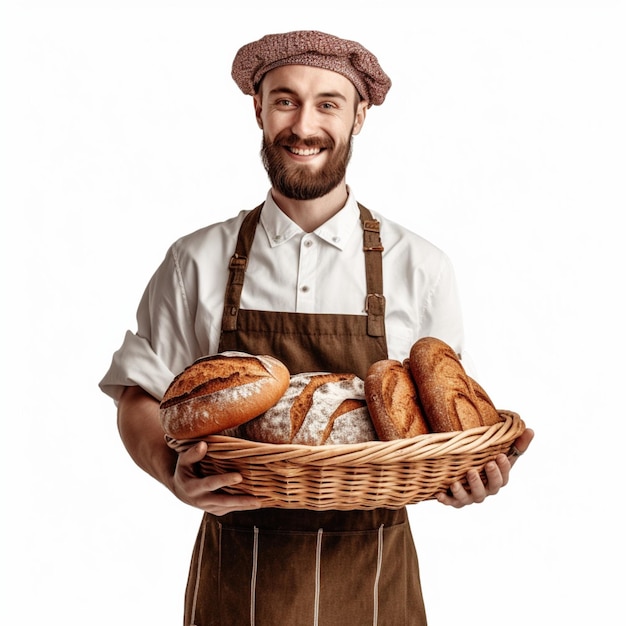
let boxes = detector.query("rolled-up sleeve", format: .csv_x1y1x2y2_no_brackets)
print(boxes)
99,243,202,403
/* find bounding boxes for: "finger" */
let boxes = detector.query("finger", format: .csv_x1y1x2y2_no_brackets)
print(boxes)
179,469,261,513
201,469,246,493
466,468,489,502
437,479,472,508
493,454,511,487
194,470,261,514
435,489,462,508
483,459,506,494
200,493,262,516
179,469,244,503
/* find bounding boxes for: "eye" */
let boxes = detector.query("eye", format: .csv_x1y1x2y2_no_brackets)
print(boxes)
320,102,337,110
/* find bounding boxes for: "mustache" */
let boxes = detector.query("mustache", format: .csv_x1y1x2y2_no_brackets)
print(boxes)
273,132,335,150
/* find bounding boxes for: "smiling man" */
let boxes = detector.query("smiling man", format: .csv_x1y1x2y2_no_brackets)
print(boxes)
100,30,532,626
256,64,366,216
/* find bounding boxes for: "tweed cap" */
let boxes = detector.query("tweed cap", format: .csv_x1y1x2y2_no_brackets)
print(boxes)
231,30,391,106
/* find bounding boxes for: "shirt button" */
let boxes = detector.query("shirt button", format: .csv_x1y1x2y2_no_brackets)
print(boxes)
332,236,340,243
300,285,310,293
304,239,313,248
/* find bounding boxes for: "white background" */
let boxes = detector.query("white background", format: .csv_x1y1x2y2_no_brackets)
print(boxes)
2,1,624,624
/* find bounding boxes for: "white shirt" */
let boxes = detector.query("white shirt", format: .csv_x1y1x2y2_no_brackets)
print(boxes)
100,190,465,402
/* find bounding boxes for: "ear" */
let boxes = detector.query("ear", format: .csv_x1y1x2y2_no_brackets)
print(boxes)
352,101,368,136
253,94,263,129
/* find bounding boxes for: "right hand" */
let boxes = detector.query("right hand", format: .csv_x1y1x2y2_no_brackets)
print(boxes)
171,441,262,516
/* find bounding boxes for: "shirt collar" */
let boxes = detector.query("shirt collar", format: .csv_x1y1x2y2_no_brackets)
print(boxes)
259,188,361,251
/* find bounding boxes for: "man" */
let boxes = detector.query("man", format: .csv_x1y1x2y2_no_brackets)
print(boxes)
100,30,533,626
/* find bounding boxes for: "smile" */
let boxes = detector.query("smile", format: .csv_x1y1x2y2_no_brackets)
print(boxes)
286,146,323,156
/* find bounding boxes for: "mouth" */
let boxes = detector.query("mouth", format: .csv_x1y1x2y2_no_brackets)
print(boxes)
285,145,324,157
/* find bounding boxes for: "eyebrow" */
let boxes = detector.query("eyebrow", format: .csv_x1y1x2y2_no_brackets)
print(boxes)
268,87,349,102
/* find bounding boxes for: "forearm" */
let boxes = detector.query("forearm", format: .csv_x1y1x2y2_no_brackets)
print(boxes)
117,385,177,492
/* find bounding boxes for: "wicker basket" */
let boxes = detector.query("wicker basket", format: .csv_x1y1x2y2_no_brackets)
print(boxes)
166,410,525,511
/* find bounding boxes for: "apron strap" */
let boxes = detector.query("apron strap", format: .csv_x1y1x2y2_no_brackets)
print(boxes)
221,202,386,337
358,203,386,338
221,204,263,332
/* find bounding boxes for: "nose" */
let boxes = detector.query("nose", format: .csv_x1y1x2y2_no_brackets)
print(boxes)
290,103,317,138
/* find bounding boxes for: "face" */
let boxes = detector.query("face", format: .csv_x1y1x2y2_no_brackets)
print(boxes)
253,65,368,200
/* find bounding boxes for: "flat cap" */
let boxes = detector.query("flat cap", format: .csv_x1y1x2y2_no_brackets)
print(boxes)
231,30,391,106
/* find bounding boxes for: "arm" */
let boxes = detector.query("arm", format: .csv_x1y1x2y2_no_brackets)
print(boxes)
117,385,261,516
435,428,534,508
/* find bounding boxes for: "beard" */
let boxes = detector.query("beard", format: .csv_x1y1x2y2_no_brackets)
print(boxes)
261,131,353,200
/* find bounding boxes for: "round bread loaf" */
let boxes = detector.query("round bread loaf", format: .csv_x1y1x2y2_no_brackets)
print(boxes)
408,337,501,432
160,351,291,439
364,359,430,440
243,372,377,445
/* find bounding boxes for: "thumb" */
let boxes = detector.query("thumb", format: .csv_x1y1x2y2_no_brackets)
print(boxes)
180,440,208,465
516,428,535,454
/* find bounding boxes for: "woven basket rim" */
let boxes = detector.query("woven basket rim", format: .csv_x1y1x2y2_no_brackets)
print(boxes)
166,410,523,466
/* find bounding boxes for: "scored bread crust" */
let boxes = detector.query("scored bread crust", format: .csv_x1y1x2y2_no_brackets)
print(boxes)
408,337,500,432
469,377,502,427
160,351,290,439
243,372,376,445
364,359,430,440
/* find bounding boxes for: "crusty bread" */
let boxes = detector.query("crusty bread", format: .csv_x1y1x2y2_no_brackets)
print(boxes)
160,351,290,439
243,372,377,445
408,337,500,432
469,377,502,427
364,359,430,440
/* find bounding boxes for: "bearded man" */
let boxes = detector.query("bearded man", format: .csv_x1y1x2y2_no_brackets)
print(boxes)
100,30,533,626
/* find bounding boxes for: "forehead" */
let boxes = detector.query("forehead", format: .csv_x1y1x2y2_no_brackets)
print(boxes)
258,64,359,102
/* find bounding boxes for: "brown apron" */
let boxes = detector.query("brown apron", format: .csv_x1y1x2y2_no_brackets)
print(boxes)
183,205,427,626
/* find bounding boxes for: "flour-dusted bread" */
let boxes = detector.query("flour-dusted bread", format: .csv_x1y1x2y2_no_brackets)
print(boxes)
160,351,290,439
408,337,501,432
243,372,377,445
364,359,430,440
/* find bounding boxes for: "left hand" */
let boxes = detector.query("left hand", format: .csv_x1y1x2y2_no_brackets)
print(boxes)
435,428,534,508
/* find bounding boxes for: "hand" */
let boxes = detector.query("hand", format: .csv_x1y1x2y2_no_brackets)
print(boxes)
171,441,261,516
435,428,534,509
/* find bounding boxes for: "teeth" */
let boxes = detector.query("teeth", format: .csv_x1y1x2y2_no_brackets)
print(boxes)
289,147,321,156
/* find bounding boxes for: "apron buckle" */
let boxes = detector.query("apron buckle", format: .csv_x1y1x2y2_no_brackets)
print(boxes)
363,220,384,251
229,254,248,270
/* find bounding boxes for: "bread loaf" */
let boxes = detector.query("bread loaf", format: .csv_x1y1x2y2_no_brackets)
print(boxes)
364,359,430,440
469,377,502,427
160,351,290,439
408,337,501,432
243,372,377,445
